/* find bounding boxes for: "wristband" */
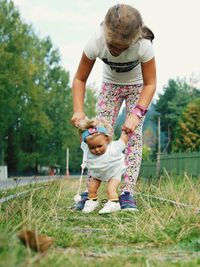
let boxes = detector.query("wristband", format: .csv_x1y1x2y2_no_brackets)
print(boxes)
131,108,143,119
134,104,148,116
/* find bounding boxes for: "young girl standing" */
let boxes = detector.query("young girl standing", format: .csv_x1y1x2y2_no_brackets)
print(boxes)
71,4,157,211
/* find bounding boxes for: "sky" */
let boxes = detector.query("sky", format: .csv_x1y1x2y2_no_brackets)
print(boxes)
12,0,200,96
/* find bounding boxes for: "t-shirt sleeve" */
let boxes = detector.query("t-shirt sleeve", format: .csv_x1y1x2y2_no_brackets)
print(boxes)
138,39,154,63
111,140,126,155
83,33,98,60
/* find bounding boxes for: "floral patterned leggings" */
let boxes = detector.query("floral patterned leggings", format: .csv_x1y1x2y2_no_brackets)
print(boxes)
86,82,144,195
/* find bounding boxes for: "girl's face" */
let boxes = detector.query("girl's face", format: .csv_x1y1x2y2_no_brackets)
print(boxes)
86,134,109,155
106,41,129,57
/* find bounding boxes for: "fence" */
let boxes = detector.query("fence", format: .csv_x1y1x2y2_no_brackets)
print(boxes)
139,161,156,178
140,152,200,177
68,149,200,177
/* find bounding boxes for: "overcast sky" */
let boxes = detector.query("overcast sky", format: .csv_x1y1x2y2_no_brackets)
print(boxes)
13,0,200,95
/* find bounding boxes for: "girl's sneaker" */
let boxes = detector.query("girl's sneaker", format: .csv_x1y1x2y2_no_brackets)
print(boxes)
82,199,99,213
119,191,138,211
99,201,121,214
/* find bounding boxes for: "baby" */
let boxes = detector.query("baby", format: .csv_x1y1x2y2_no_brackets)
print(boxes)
77,117,128,214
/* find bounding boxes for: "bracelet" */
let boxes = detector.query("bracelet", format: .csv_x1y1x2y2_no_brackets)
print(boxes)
134,104,148,116
131,108,143,119
131,104,148,119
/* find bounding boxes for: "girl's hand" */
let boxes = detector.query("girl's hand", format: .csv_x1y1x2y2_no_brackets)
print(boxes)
71,111,85,127
122,114,140,134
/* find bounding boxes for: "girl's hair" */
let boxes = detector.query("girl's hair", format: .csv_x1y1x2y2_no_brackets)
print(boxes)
78,117,113,143
104,4,154,46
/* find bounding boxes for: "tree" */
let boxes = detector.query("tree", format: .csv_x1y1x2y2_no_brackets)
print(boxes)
173,98,200,151
153,78,200,152
84,88,97,117
0,0,48,171
143,126,156,150
0,1,74,174
142,145,151,162
69,87,97,174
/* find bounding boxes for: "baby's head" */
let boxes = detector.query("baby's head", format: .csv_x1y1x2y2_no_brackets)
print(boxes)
78,117,113,155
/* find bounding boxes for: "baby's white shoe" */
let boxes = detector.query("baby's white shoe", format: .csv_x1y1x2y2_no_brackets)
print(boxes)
99,201,121,214
82,199,99,213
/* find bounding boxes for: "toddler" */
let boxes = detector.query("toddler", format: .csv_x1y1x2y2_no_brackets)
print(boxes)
78,117,128,214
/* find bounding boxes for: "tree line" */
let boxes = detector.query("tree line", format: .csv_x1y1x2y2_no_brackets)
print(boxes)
146,78,200,155
0,0,96,175
115,78,200,160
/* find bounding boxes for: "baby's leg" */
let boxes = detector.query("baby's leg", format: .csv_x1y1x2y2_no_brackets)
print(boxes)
82,178,101,213
107,178,120,200
88,178,101,199
99,178,121,214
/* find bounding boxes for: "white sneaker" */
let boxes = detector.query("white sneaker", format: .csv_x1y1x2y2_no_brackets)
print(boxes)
82,199,99,213
99,201,121,214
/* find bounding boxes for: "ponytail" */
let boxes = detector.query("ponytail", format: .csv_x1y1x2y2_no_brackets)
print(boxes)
141,26,154,42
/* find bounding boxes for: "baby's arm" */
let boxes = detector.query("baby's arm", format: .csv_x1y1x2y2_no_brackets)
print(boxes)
120,130,129,145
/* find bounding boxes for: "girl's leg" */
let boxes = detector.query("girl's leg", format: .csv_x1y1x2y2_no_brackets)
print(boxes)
121,85,144,195
96,83,124,126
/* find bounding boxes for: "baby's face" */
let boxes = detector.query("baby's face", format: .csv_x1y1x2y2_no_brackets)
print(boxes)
86,134,109,155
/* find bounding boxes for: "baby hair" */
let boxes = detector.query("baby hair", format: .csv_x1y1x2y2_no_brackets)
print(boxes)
104,4,154,46
78,117,113,142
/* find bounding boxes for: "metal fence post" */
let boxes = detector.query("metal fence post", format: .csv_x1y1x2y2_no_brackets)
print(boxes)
156,116,161,178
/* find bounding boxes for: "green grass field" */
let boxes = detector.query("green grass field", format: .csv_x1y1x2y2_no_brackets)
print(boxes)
0,174,200,267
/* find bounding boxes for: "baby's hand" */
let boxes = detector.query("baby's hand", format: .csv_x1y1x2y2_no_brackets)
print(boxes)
71,112,85,127
122,114,140,133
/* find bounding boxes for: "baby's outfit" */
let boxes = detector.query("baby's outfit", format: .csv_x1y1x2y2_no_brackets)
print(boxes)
81,139,127,181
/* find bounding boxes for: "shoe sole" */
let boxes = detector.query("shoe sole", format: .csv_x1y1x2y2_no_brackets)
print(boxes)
121,208,138,212
82,204,99,213
99,209,121,214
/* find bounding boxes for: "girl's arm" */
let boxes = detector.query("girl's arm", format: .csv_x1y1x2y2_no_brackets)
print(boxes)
71,52,96,126
137,57,157,108
123,57,156,133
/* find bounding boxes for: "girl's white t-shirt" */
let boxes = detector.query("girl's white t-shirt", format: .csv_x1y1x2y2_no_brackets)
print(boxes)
81,139,127,181
84,26,154,85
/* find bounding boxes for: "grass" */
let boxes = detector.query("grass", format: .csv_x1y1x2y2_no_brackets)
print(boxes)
0,173,200,267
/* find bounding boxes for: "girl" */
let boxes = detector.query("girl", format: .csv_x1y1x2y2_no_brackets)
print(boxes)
77,117,129,214
71,4,156,211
